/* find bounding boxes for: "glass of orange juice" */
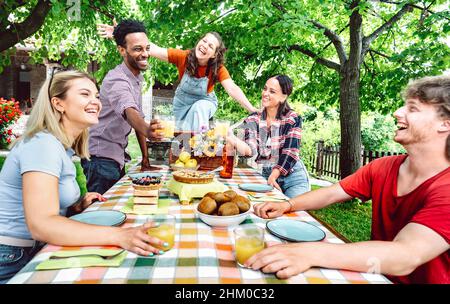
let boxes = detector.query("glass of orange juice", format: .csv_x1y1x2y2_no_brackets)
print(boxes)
146,214,176,251
157,115,175,140
214,120,230,138
234,225,265,267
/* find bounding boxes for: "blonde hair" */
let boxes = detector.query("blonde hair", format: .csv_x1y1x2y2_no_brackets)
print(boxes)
12,70,97,158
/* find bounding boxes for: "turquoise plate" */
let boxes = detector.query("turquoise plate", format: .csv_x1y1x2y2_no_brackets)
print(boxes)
70,210,127,227
266,219,326,242
238,183,273,192
128,172,162,180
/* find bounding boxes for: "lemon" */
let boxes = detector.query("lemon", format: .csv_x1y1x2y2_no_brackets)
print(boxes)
179,151,191,163
185,159,198,169
175,160,185,167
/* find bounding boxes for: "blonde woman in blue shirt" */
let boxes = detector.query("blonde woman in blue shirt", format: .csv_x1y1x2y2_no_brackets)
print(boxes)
0,70,165,283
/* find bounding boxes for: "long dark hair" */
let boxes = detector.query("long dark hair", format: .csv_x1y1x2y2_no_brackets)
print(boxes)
185,32,226,83
272,75,294,119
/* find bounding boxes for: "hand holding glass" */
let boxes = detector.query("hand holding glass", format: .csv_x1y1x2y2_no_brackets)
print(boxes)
155,115,175,139
234,225,265,267
146,215,175,251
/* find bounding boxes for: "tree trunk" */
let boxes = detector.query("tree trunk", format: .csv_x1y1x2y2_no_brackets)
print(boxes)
339,66,362,178
339,0,362,178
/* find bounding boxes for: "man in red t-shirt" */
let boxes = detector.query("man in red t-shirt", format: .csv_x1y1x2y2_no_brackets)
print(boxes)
249,75,450,284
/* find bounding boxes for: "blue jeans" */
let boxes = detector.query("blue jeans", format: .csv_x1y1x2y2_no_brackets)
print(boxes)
262,161,310,199
81,156,125,195
0,242,43,284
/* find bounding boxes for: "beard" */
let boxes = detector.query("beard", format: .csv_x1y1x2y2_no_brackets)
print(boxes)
126,52,148,71
394,126,427,146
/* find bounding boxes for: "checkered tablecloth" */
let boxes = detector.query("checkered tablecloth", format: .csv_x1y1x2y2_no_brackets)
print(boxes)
8,166,390,284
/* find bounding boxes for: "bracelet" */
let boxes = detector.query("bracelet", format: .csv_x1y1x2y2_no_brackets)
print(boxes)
286,199,294,213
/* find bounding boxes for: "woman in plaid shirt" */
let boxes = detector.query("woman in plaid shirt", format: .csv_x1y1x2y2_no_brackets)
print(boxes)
229,75,310,198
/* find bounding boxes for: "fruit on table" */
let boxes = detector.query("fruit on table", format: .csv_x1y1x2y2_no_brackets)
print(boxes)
179,151,191,163
185,158,198,168
175,160,185,167
218,202,240,216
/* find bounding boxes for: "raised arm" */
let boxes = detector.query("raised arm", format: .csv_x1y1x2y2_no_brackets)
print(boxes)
246,222,449,279
221,78,257,113
97,23,169,62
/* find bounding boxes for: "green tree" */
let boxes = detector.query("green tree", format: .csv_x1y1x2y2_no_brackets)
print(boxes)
135,0,449,177
1,1,449,178
0,0,130,73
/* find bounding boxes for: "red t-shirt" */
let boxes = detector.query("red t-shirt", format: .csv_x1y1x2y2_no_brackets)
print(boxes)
340,155,450,284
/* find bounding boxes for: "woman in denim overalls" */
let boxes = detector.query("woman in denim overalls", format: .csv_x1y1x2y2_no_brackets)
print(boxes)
98,25,257,131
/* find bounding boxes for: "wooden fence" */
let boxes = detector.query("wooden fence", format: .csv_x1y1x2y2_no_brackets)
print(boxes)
310,140,404,180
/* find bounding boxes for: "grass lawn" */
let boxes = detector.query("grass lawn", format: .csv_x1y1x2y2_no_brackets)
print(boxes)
308,185,372,242
0,137,372,243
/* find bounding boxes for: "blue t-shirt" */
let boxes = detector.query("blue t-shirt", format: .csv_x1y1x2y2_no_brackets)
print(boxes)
0,131,80,240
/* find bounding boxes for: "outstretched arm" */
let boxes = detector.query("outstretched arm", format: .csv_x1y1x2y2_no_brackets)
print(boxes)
221,79,257,113
97,23,169,62
246,222,449,280
254,182,352,219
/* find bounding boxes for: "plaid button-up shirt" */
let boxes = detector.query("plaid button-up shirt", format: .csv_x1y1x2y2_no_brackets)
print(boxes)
241,110,302,176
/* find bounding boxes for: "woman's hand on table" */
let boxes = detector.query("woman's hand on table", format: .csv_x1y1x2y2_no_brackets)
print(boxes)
253,201,291,219
267,170,282,191
71,192,106,213
81,192,107,209
244,243,311,279
116,222,166,256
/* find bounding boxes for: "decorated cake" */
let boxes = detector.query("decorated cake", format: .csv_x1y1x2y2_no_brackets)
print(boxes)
131,175,162,191
131,175,161,213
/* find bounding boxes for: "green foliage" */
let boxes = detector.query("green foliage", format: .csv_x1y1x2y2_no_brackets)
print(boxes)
361,112,405,153
300,107,341,170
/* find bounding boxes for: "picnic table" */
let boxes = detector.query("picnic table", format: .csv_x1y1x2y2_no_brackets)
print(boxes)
8,165,390,284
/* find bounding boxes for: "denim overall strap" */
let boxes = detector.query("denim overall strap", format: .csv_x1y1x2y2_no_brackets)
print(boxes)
173,72,218,132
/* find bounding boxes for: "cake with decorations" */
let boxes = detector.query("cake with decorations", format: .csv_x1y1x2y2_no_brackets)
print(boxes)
131,175,161,212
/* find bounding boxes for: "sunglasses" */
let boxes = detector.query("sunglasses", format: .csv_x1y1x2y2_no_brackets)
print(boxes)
47,67,68,99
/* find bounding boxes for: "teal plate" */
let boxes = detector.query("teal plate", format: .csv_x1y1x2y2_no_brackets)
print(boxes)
238,183,273,192
266,219,326,242
70,210,127,227
128,172,162,180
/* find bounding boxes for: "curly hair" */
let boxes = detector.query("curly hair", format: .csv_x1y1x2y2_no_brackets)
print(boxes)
113,19,146,47
403,75,450,159
185,32,226,83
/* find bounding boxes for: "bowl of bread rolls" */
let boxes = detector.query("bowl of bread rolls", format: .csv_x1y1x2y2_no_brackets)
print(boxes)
195,190,251,227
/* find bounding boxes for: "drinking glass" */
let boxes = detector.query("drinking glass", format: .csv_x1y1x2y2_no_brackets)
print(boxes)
146,214,176,251
234,225,265,267
214,120,230,138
